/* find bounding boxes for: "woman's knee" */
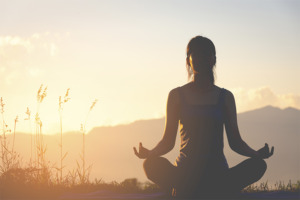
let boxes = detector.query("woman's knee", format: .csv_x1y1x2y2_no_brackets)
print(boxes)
257,158,267,175
249,158,267,177
143,156,173,181
143,157,163,178
143,157,156,171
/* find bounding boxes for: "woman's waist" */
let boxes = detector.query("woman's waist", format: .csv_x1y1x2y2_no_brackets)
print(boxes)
179,139,224,155
179,149,226,159
177,150,226,163
176,152,228,169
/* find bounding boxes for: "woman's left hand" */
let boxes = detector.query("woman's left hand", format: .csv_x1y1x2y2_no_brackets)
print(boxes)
256,143,274,159
133,142,150,159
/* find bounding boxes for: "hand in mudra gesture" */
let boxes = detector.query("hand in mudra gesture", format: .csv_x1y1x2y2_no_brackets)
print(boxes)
256,143,274,159
133,142,150,159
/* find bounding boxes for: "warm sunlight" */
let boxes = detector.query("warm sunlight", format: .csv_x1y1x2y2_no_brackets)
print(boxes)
1,32,299,135
1,0,299,199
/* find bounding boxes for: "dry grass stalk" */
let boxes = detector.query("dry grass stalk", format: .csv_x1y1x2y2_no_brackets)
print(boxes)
24,107,33,166
12,115,18,153
1,97,6,161
58,88,70,183
77,99,97,184
34,85,47,172
0,98,20,174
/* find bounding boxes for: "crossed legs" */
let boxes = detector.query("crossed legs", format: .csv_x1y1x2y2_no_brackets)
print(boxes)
220,158,267,194
143,157,179,196
143,157,267,198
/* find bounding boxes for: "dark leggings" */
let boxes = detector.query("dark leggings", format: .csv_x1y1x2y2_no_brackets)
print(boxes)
143,157,267,198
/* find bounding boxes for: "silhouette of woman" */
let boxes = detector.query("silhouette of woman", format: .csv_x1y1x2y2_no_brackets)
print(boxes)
133,36,274,198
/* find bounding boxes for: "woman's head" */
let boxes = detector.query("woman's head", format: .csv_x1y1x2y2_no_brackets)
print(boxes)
186,36,216,83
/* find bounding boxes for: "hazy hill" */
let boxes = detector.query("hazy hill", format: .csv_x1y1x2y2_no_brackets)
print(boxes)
9,106,300,185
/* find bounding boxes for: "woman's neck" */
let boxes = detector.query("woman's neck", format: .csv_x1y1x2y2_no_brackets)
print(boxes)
192,73,213,90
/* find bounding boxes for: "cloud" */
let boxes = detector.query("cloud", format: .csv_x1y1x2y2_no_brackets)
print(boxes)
0,33,67,85
231,86,300,112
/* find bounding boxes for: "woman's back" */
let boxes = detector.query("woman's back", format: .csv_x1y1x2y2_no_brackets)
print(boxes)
176,83,229,175
134,36,272,198
178,83,222,106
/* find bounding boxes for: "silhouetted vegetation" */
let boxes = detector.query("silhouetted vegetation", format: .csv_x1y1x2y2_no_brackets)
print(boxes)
0,85,299,199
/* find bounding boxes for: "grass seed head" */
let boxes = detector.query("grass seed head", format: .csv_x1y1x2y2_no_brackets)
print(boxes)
37,85,43,98
1,97,5,113
41,87,47,102
35,113,41,124
5,123,11,133
37,84,47,103
15,116,19,123
59,96,62,110
25,107,31,120
64,88,70,103
80,124,84,132
59,88,71,111
90,99,98,111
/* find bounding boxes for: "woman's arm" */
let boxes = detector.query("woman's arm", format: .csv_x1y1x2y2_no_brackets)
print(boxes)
134,88,180,159
224,90,274,159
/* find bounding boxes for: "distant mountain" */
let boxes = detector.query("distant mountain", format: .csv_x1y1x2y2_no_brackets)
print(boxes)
8,106,300,185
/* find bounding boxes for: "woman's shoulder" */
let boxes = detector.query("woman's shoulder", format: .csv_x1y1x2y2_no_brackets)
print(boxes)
220,87,234,98
168,84,194,105
168,86,182,105
169,86,181,93
215,86,233,96
169,83,189,97
218,87,235,107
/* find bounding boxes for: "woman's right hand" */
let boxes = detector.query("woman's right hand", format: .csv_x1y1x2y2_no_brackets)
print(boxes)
133,142,150,159
256,143,274,159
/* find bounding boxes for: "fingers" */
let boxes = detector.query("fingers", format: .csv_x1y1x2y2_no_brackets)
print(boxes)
265,143,274,154
133,147,138,155
270,146,274,157
133,147,140,158
133,147,137,154
258,143,274,159
134,142,149,159
265,143,269,150
264,144,274,158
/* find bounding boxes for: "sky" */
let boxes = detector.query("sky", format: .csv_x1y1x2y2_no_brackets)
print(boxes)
1,0,299,135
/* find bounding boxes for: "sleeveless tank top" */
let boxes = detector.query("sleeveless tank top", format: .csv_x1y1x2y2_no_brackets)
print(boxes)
175,86,229,173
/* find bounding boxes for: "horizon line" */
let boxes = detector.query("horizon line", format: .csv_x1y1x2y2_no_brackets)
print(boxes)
5,105,299,136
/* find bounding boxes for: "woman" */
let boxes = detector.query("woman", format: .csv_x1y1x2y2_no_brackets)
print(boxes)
133,36,274,198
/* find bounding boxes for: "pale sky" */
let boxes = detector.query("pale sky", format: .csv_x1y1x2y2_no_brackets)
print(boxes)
1,0,299,134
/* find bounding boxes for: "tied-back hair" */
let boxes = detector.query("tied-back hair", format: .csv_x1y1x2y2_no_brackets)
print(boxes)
186,36,216,83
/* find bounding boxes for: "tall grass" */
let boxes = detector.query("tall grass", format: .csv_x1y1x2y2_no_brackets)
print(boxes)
77,99,97,184
11,115,18,154
58,88,70,183
35,85,48,171
1,84,98,195
0,98,19,173
24,107,32,166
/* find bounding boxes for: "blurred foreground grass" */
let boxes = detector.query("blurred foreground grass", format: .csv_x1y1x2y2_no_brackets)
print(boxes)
0,168,160,199
0,167,299,199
